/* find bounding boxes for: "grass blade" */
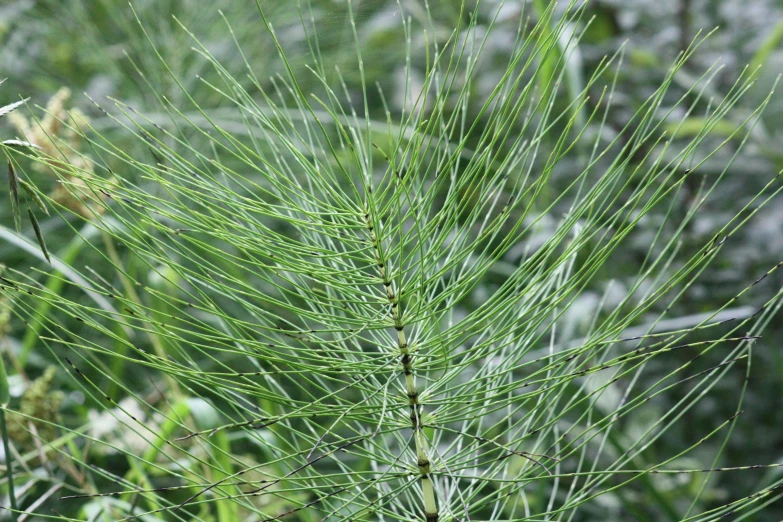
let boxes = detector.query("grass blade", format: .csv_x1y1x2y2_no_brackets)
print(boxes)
26,208,50,264
19,179,49,216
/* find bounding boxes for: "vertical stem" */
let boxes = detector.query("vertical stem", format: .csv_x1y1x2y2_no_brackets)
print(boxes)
0,409,18,521
365,211,438,521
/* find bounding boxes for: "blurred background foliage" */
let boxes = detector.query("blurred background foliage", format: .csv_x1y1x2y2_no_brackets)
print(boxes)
0,0,782,520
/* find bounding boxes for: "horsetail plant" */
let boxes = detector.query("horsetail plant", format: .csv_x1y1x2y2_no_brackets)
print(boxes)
2,1,783,521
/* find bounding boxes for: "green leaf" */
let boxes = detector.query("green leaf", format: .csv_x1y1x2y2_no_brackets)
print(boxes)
27,207,50,264
664,116,741,139
19,179,49,216
749,19,783,75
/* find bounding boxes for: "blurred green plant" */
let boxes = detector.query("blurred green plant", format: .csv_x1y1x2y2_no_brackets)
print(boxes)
0,1,782,521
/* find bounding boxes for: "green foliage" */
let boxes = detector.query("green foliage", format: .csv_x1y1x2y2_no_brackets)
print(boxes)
0,1,782,521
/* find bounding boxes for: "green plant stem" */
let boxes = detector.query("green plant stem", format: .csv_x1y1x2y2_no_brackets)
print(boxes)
0,409,18,522
365,210,438,521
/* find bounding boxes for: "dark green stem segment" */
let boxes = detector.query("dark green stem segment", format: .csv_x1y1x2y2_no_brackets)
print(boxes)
0,409,18,521
365,211,438,521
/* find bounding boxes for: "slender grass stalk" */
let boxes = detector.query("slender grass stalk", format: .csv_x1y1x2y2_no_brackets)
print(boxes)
0,353,17,522
0,410,17,522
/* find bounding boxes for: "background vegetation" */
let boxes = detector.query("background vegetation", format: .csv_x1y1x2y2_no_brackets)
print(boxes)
0,0,782,520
